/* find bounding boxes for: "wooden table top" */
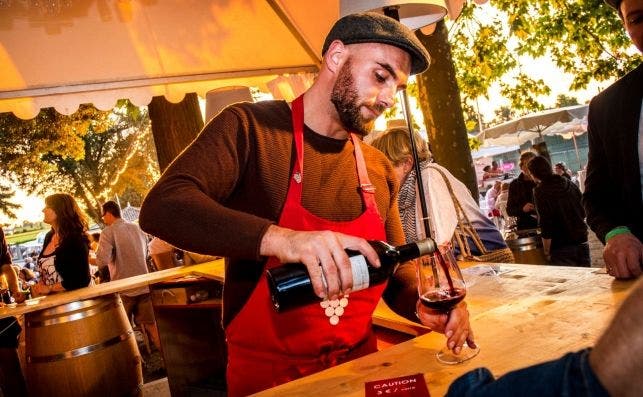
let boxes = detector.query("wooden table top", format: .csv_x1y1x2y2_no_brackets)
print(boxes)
252,263,635,397
0,259,225,319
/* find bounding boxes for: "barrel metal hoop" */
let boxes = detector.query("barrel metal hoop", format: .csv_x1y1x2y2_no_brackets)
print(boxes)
37,294,119,316
511,244,540,252
27,299,120,327
27,329,134,363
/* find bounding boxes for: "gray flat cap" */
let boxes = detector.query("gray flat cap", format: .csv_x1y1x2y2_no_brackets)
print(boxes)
322,12,430,75
604,0,622,11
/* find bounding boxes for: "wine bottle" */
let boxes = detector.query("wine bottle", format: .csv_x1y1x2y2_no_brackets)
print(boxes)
266,238,436,312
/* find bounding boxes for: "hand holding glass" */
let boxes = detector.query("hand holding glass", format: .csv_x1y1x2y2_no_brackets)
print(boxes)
416,246,479,364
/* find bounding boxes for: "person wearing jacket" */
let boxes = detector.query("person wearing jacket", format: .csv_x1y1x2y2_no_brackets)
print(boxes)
583,0,642,279
506,151,538,231
527,156,590,266
31,193,92,296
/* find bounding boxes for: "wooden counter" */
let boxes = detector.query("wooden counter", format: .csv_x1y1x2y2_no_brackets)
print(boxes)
252,264,635,397
0,259,225,319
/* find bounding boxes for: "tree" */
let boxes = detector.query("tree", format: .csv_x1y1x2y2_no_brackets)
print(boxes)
406,1,638,197
148,93,204,173
451,0,640,118
416,20,479,198
0,183,20,219
0,100,159,223
555,94,580,107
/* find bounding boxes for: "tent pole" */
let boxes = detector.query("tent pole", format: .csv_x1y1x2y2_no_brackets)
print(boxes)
572,134,580,166
383,6,432,239
399,90,433,239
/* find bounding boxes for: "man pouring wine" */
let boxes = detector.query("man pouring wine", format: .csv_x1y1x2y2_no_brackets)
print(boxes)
140,12,474,396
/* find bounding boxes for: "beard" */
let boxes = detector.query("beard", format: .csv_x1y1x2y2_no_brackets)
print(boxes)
330,58,382,136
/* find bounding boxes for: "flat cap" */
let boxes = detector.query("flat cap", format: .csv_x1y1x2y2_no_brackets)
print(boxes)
604,0,622,11
322,12,430,75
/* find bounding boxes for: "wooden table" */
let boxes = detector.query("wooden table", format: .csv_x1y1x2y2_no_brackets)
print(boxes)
252,263,635,397
0,259,225,319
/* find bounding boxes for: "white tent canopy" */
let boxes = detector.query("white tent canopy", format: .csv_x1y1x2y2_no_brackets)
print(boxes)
0,0,474,120
0,0,338,119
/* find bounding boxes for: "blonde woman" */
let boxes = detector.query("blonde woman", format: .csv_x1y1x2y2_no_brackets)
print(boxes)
370,128,513,262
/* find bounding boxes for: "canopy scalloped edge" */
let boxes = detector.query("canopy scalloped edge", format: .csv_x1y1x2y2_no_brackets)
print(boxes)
0,70,318,120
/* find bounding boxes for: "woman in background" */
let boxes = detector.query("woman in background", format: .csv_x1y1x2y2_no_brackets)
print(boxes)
527,156,590,267
31,193,92,296
370,128,513,263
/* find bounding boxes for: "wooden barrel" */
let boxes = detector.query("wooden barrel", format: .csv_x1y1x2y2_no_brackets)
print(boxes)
506,233,548,265
25,294,143,397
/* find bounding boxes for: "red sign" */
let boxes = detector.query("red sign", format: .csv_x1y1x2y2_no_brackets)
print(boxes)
365,373,430,397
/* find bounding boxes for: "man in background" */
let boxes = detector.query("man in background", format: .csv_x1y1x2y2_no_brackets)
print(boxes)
95,201,160,349
583,0,643,279
507,151,538,231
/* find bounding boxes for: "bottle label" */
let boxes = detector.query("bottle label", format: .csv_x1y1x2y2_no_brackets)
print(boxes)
349,255,370,292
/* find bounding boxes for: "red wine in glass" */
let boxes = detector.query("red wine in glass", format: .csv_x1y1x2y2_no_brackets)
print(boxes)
420,287,466,311
415,246,479,364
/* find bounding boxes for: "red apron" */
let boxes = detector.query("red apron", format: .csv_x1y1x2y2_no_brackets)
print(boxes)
225,95,387,396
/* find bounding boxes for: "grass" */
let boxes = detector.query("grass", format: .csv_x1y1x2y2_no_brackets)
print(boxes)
6,229,47,245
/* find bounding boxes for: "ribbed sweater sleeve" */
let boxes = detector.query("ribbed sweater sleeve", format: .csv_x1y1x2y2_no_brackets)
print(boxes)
140,100,404,259
140,100,406,324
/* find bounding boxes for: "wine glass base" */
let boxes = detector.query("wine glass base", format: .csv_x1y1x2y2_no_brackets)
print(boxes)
436,343,480,365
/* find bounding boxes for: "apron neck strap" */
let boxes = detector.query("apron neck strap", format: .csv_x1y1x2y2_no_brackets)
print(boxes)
290,95,377,207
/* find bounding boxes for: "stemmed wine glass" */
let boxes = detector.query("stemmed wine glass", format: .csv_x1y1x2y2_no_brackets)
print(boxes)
416,244,479,364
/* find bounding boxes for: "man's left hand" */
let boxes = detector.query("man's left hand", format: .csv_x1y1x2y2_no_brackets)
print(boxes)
415,300,475,354
604,233,643,279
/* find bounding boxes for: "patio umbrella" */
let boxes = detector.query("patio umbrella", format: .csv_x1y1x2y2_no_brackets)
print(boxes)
542,116,588,164
481,104,589,147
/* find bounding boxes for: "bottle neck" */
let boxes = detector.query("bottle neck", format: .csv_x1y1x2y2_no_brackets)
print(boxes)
396,239,436,262
396,242,421,263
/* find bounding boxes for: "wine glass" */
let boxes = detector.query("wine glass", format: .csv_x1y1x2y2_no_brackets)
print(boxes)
416,245,479,364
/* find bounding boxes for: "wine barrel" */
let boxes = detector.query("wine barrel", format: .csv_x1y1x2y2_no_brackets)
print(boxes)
25,294,143,397
506,230,548,265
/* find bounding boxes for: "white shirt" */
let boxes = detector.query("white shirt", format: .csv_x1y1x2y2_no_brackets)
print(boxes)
95,218,149,297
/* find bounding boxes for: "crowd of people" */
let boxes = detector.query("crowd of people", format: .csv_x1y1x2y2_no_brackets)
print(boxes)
0,195,186,395
1,1,641,396
138,2,638,395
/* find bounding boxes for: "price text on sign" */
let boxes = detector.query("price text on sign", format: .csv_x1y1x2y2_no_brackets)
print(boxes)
365,373,430,397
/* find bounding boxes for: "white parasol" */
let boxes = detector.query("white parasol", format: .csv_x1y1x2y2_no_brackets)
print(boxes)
481,105,589,147
542,116,588,164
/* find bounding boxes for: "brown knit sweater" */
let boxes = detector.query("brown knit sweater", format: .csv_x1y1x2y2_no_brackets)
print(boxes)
140,100,419,326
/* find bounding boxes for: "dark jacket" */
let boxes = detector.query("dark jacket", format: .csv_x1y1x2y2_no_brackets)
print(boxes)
507,173,538,230
534,175,588,248
1,227,10,266
583,63,643,243
39,230,91,290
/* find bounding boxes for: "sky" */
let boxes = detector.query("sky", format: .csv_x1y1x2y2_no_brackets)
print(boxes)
0,179,45,227
476,57,610,123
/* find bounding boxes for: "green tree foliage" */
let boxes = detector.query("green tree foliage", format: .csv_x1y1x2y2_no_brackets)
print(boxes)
0,100,159,223
451,0,640,124
555,93,581,107
0,183,20,219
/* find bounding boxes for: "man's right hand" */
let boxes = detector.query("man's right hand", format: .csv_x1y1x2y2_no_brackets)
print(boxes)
604,233,643,279
260,225,380,300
